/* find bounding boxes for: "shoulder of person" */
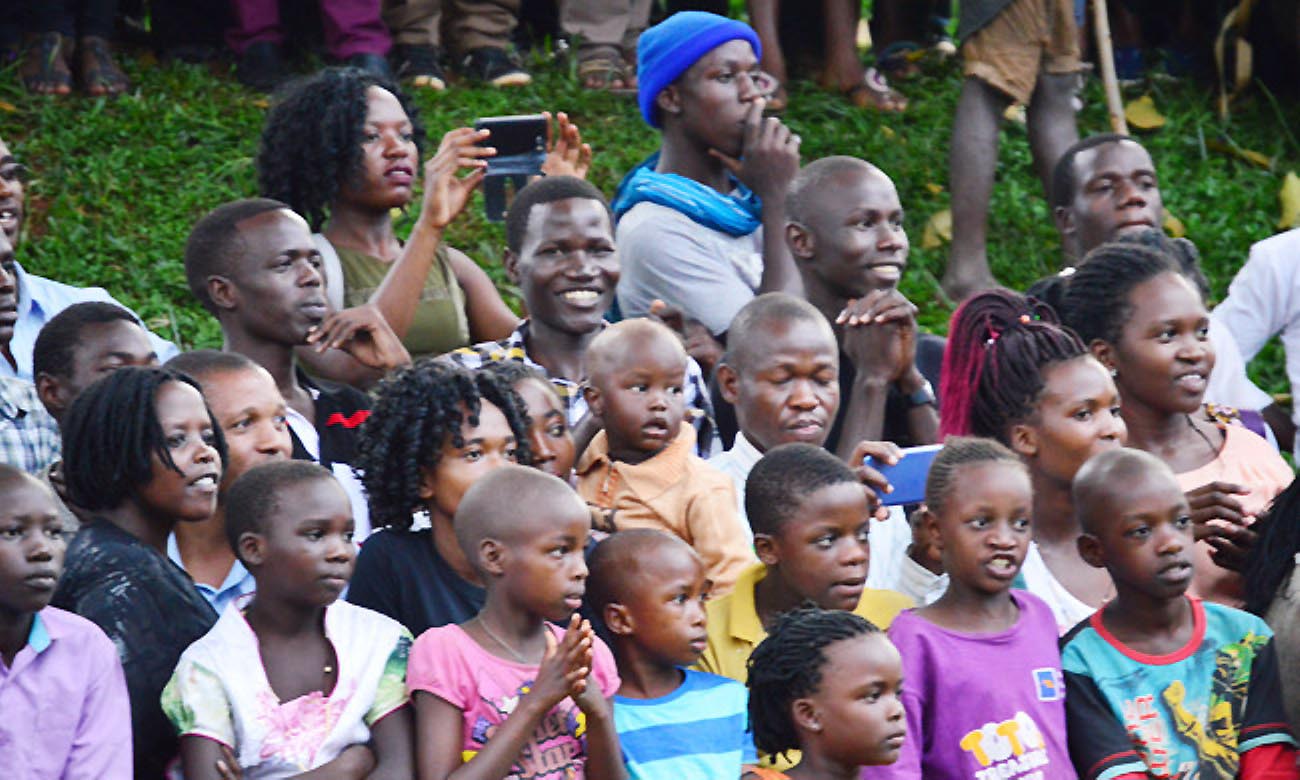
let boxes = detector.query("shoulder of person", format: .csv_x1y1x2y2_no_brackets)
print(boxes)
856,587,914,629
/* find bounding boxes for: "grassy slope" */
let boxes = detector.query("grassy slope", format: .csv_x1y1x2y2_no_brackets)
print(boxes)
2,52,1298,392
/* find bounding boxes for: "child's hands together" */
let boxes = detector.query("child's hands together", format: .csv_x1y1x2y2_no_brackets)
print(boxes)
531,615,594,710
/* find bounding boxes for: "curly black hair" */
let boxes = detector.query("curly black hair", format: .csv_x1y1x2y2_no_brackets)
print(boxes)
256,67,427,232
747,607,883,759
355,360,533,530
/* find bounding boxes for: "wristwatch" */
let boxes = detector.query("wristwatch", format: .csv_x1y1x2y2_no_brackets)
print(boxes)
906,379,936,408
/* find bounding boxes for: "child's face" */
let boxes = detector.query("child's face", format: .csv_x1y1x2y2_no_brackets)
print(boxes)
203,366,292,493
800,169,909,297
1107,272,1214,416
589,336,687,460
927,462,1032,597
1079,470,1193,600
248,478,355,605
514,378,576,480
799,633,906,766
501,503,591,623
337,87,419,211
759,481,870,611
136,381,223,523
1012,356,1125,486
422,401,519,521
228,209,327,346
615,544,710,667
41,319,157,419
0,478,65,616
720,318,839,453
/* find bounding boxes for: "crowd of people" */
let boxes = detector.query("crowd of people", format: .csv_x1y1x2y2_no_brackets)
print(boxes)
6,3,1300,780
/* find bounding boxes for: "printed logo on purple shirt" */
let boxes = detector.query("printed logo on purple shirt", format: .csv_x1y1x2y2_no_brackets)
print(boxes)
1033,668,1064,702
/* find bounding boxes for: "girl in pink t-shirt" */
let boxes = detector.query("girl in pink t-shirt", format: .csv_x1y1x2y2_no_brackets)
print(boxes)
406,465,622,780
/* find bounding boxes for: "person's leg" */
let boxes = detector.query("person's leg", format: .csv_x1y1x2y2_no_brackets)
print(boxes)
447,0,528,84
1027,0,1080,190
944,77,1010,301
19,0,73,94
73,0,129,95
319,0,392,59
384,0,440,47
563,0,634,89
748,0,788,105
226,0,284,55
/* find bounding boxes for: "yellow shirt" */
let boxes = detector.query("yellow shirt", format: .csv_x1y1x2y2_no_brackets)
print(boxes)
695,562,914,770
576,424,754,594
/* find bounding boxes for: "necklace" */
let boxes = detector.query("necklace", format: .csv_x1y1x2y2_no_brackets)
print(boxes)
1185,412,1220,459
475,617,529,663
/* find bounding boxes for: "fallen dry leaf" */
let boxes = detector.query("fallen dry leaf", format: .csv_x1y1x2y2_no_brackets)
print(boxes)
0,101,16,114
1207,138,1274,170
1125,95,1166,131
921,209,952,249
1162,208,1186,238
925,182,944,195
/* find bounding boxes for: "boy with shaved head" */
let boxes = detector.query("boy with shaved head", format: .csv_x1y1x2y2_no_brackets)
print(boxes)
577,318,752,594
588,529,756,778
1061,448,1298,780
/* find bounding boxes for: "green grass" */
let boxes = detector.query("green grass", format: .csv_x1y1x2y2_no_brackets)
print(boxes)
2,50,1299,394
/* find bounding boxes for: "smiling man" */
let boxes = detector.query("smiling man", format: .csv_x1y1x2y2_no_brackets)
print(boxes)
442,175,718,456
184,197,410,540
0,135,177,380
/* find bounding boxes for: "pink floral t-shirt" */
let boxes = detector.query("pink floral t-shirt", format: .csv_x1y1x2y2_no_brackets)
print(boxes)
408,623,620,779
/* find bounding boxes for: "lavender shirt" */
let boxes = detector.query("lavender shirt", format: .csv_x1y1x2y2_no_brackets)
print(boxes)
0,607,131,778
868,591,1076,780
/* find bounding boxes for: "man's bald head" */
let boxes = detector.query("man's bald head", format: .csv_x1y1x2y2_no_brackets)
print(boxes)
722,293,835,374
787,156,891,225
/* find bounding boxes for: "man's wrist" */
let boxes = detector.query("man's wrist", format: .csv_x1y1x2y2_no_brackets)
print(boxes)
896,368,926,396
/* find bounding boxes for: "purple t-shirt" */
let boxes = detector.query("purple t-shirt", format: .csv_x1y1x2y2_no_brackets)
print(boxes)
408,622,620,780
868,591,1076,780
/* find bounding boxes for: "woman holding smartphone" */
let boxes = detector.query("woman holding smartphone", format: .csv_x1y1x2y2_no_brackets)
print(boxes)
256,67,590,382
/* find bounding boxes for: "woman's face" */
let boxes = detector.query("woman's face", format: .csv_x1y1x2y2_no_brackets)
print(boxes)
1012,356,1126,486
1109,272,1215,417
515,377,576,480
135,382,223,524
336,86,419,211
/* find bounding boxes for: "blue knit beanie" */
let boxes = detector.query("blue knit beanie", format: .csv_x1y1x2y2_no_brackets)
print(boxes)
636,12,762,129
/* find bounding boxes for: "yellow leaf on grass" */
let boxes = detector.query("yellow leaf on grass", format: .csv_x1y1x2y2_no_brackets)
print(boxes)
1162,208,1186,238
1279,172,1300,229
925,182,944,195
1207,138,1275,170
1003,104,1026,125
1124,95,1166,131
921,209,952,249
0,101,16,113
251,98,270,109
880,126,895,139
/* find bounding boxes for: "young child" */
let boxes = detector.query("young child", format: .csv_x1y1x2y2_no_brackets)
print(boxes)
588,528,757,778
577,318,752,593
698,443,911,730
348,360,532,637
163,460,414,779
0,465,131,778
745,607,906,779
873,436,1075,780
1063,448,1299,780
483,362,577,481
407,465,622,780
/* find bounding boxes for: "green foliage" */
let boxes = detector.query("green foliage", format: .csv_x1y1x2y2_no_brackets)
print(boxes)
2,53,1298,394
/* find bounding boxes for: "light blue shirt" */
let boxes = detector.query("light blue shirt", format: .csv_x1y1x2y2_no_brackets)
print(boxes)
3,261,179,381
167,533,257,617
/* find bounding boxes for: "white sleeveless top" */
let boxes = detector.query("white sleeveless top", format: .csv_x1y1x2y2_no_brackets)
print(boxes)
1019,542,1097,635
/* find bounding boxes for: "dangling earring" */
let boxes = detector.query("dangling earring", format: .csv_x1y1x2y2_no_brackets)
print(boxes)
1109,368,1118,378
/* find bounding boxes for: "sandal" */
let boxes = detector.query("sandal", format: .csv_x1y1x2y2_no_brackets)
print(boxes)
877,42,923,80
19,32,73,96
577,44,635,94
844,67,908,113
76,36,130,96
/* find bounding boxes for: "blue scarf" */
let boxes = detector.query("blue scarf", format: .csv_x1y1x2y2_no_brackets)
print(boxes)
611,153,763,237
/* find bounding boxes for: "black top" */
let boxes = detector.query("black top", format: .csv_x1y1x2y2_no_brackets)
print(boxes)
289,367,372,470
51,519,218,780
347,527,485,638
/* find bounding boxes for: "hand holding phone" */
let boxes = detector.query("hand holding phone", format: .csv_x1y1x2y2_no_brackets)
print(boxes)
863,444,942,506
474,114,548,221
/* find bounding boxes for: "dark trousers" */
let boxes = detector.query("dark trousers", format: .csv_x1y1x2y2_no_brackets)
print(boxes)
226,0,390,57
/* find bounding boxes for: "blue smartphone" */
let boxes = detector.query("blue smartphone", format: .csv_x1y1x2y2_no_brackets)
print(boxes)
863,444,942,506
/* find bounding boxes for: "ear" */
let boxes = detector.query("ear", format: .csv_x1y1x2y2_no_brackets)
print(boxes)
583,385,604,420
656,85,683,122
920,508,944,556
754,532,779,566
479,538,507,577
417,464,437,501
787,221,815,261
1053,205,1075,239
716,362,740,405
792,697,821,734
504,250,522,286
34,373,69,418
238,531,267,567
603,603,634,636
1089,340,1117,374
1008,422,1039,459
207,275,238,312
1077,532,1106,569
